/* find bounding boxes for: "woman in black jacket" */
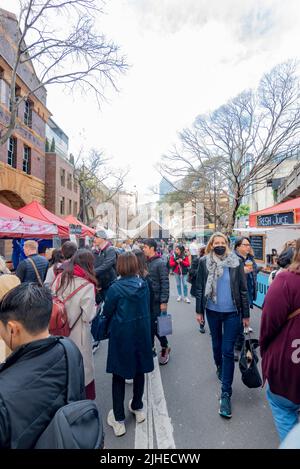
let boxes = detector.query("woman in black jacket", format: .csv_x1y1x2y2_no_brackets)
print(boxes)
195,232,249,419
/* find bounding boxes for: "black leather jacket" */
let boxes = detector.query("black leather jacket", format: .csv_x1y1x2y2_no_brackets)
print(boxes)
195,256,250,318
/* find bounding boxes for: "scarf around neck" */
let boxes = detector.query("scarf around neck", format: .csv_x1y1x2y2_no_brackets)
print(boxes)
205,251,239,303
73,264,97,293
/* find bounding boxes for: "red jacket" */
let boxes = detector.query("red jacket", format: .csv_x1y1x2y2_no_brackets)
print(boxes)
169,254,190,275
260,270,300,404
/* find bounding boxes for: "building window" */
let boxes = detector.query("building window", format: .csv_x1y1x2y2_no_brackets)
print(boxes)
60,168,65,187
67,173,72,191
73,177,78,193
23,145,31,174
24,99,32,127
7,137,17,168
73,201,78,216
60,197,65,215
68,199,72,215
9,85,21,113
0,67,8,107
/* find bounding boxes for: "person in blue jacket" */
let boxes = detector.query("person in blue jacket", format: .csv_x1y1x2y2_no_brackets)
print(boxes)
102,252,154,437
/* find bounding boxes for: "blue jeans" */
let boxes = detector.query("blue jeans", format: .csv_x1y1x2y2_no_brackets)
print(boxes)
266,385,300,442
206,309,240,396
175,274,188,297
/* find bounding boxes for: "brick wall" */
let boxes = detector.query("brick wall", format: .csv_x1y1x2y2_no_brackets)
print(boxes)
45,153,79,217
45,153,57,213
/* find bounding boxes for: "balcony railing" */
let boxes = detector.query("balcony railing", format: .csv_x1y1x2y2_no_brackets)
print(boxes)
277,162,300,202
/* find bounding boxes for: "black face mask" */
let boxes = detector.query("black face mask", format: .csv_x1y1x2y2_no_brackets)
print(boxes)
213,246,226,256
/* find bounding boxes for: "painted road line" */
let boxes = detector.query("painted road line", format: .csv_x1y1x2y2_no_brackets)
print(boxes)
150,357,176,449
134,373,154,449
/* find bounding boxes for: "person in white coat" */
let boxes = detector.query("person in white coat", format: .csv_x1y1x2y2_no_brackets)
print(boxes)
52,249,97,399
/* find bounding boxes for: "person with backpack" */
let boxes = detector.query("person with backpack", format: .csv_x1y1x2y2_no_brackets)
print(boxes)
52,249,97,399
0,283,85,448
15,240,49,285
169,244,191,303
102,252,154,437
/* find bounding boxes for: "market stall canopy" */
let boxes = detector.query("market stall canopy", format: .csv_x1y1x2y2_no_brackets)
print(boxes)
0,203,58,238
64,215,95,238
19,201,69,237
249,196,300,228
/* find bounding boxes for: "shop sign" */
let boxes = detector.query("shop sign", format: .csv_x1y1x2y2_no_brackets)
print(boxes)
257,211,294,227
254,272,270,308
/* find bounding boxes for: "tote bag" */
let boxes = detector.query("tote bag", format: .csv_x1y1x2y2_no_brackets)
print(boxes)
157,312,173,336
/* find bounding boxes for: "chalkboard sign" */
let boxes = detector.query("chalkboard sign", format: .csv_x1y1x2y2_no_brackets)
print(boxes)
249,235,265,261
257,211,294,227
69,224,82,235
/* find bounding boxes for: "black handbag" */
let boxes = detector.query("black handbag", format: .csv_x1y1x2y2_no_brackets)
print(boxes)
91,307,109,341
239,337,262,388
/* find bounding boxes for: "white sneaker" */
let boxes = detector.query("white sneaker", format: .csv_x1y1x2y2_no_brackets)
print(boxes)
177,296,182,302
107,409,126,437
184,297,191,303
128,399,146,423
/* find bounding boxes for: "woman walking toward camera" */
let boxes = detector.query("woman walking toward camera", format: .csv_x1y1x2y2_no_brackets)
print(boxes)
169,244,191,303
195,232,249,419
103,252,154,437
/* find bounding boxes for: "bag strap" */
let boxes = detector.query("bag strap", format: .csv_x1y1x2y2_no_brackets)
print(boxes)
288,308,300,321
59,338,85,402
62,281,90,304
27,257,43,286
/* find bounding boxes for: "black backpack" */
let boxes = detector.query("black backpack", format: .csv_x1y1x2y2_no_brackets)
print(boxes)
34,339,104,449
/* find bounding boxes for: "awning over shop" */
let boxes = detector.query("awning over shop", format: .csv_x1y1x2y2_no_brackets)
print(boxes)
249,196,300,227
19,201,69,237
64,215,95,238
0,203,58,238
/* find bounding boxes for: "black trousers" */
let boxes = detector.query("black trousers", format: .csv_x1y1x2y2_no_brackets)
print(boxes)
112,373,145,421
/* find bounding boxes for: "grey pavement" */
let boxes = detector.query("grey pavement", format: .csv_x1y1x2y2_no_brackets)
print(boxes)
94,275,279,449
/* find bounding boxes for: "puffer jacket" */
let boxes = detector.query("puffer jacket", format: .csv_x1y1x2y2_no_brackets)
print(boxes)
16,254,48,284
0,337,84,448
146,255,169,305
195,255,249,318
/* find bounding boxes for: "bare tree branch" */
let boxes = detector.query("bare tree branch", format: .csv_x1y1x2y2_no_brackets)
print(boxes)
159,61,300,233
0,0,128,145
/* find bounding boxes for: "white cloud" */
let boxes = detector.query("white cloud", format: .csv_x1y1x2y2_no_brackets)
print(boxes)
2,0,300,202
